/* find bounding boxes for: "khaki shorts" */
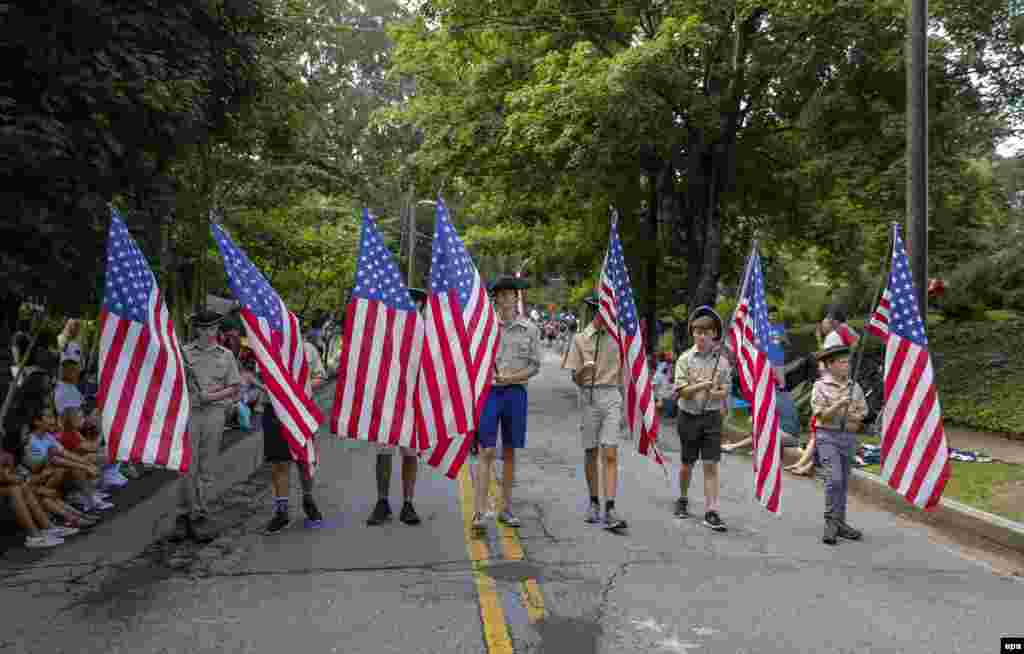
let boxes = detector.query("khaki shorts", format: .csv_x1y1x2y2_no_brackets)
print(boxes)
579,386,623,450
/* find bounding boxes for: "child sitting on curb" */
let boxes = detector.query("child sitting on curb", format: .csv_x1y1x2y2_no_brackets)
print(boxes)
0,448,77,548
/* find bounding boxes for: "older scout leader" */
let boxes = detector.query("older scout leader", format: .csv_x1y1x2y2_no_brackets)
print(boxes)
471,276,540,535
173,310,241,543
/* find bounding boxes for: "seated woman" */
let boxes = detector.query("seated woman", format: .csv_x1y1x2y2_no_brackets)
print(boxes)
722,387,803,462
0,448,77,548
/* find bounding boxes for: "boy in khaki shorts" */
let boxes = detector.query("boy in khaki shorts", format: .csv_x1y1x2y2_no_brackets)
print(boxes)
562,295,626,530
673,306,731,531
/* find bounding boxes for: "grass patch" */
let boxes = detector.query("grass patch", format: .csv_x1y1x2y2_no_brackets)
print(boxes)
861,460,1024,523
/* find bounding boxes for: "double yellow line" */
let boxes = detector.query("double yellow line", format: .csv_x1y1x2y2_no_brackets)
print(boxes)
457,465,546,653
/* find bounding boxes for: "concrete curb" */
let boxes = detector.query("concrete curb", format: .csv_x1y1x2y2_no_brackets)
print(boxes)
848,468,1024,554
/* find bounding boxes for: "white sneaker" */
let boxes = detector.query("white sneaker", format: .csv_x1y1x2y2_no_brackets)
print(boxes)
90,495,115,511
46,526,80,538
25,534,63,548
102,469,128,489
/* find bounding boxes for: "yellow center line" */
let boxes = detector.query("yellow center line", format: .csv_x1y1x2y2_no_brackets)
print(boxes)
458,466,514,654
490,473,547,624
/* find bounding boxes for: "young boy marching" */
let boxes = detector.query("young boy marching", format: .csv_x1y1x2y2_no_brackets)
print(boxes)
562,294,628,530
810,345,869,545
672,306,731,531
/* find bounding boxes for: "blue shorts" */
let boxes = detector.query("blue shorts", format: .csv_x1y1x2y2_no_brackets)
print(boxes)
477,385,528,450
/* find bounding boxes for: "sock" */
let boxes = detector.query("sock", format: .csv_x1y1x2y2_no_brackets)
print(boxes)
273,497,289,514
605,499,615,512
590,496,600,506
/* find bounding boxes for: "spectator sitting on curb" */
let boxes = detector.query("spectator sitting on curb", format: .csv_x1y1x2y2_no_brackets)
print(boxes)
0,447,75,548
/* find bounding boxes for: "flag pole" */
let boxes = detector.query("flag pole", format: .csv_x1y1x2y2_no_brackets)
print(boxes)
839,223,896,433
0,300,48,428
696,239,757,414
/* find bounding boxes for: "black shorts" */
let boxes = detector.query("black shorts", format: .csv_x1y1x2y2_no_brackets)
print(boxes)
262,406,292,463
676,411,722,464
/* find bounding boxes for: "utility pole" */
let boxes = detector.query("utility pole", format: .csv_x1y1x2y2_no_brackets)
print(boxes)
907,0,929,322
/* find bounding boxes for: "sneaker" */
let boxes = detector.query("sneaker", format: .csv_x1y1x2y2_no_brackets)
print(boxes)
120,463,141,480
584,503,602,524
303,496,324,523
471,512,487,534
264,512,292,535
45,526,80,538
399,501,421,526
604,507,627,530
366,498,392,526
497,510,521,528
703,511,727,532
25,534,63,549
673,497,690,519
101,469,128,489
90,495,115,511
836,519,863,541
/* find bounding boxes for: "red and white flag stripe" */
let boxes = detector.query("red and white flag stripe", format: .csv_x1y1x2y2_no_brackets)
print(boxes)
333,297,423,448
880,337,950,509
98,288,191,472
867,287,892,340
241,297,322,474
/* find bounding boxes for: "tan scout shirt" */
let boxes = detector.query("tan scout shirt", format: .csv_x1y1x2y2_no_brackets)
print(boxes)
493,317,541,387
562,322,622,387
183,342,241,408
673,345,732,414
811,373,868,431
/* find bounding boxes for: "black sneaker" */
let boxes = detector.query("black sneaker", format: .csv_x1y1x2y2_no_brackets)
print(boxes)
366,498,392,526
169,515,191,543
673,497,690,519
836,519,862,541
703,511,727,532
303,496,324,523
399,501,421,525
264,512,292,535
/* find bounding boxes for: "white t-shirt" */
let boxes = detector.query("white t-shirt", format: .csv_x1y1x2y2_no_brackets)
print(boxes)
54,381,84,414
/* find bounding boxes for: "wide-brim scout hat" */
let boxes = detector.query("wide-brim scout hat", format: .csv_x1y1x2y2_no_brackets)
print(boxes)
408,288,427,303
815,344,852,363
489,276,530,294
688,305,723,336
191,310,224,328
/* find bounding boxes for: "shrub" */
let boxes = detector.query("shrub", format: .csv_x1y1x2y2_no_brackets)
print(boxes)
940,258,1002,321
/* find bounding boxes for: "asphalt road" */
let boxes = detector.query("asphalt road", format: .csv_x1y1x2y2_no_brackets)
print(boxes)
4,350,1022,654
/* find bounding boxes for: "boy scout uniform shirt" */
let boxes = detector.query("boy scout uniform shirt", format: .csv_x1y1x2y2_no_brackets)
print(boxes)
562,323,622,386
493,317,541,386
673,346,732,414
183,342,241,408
811,373,868,430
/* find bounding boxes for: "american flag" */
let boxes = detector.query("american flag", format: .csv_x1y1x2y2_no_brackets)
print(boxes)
416,198,499,479
212,223,323,477
867,287,892,340
98,209,191,472
726,246,783,513
332,210,424,449
596,212,665,473
877,226,950,509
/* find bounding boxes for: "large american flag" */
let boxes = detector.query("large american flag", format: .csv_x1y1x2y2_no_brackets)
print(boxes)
212,223,323,477
596,212,665,473
416,198,499,479
332,210,424,449
98,209,191,472
726,246,783,513
875,226,950,509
